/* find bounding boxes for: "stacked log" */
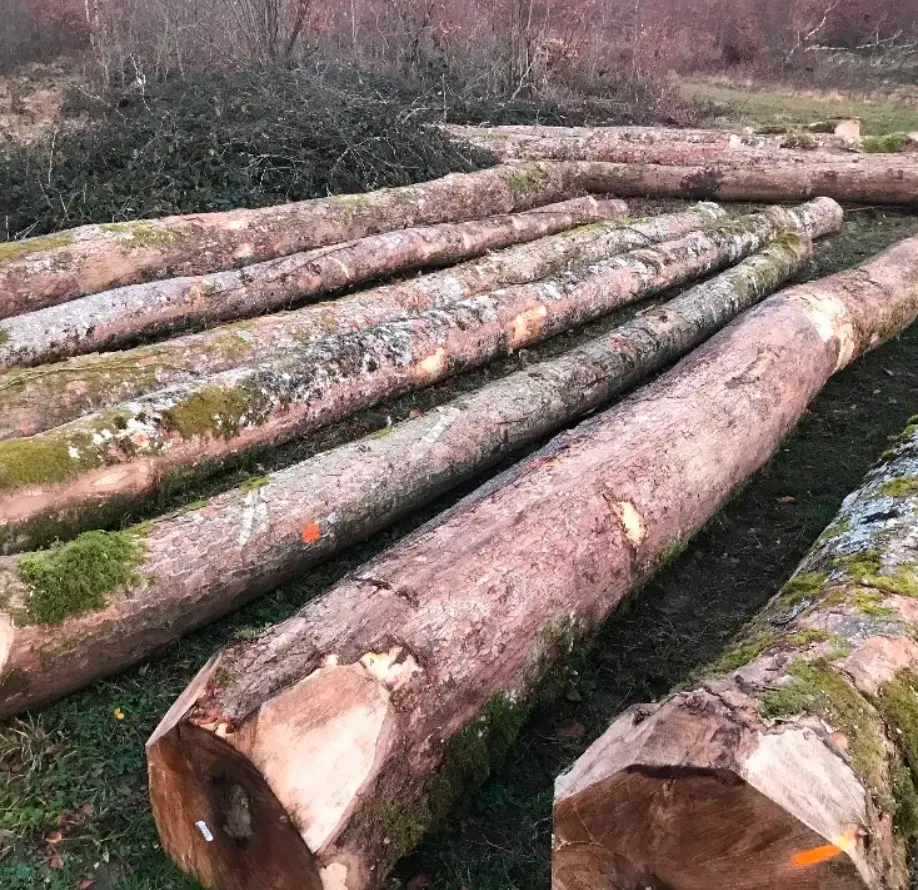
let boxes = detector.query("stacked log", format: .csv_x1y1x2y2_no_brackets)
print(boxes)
0,197,630,368
0,203,721,438
0,160,621,316
0,232,812,717
145,230,918,890
552,418,918,890
0,199,840,552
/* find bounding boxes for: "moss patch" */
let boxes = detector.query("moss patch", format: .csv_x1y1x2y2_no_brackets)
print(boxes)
98,221,178,248
861,133,907,154
878,671,918,839
779,570,827,607
238,475,271,492
0,231,75,263
162,386,251,439
19,531,144,625
760,659,888,800
503,164,553,204
879,476,918,498
0,437,101,491
0,329,9,347
853,590,896,616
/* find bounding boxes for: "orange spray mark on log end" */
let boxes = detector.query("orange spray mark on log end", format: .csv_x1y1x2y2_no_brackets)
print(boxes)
792,826,858,869
302,522,321,544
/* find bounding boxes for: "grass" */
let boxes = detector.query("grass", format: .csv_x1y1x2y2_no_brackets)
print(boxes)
681,77,918,135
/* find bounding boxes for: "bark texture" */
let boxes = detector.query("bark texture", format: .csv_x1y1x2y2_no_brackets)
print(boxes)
0,234,812,717
553,420,918,890
0,161,619,317
143,224,918,890
0,200,840,553
486,157,918,206
0,197,629,369
445,124,863,156
0,203,723,440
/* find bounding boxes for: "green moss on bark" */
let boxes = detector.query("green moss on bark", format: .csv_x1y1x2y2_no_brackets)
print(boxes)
19,530,144,625
880,476,918,498
98,221,178,247
0,436,104,491
760,659,889,803
0,231,75,263
162,385,251,439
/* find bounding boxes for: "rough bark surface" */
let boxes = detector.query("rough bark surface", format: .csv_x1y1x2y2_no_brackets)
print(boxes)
445,124,863,156
445,126,863,166
143,225,918,890
0,204,720,439
0,200,840,553
0,235,812,717
489,158,918,206
0,204,722,440
0,161,620,317
553,420,918,890
0,198,629,369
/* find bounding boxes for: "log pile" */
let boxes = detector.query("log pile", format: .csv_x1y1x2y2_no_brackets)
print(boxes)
144,230,918,890
0,199,840,552
552,416,918,890
5,139,918,890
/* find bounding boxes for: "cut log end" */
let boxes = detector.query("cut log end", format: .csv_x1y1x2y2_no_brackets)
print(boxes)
147,722,319,890
552,764,865,890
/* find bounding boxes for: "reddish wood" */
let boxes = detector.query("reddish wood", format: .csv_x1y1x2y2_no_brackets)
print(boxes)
0,204,717,439
0,200,840,553
0,197,628,369
0,161,613,317
553,419,918,890
145,228,918,890
0,233,812,716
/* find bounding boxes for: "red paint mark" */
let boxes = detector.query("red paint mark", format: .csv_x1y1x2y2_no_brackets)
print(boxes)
302,522,321,544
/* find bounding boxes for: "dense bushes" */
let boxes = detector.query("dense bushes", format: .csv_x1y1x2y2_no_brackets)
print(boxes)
0,65,701,241
0,70,500,240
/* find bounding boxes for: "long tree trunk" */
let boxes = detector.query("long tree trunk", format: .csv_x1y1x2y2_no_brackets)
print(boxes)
0,203,723,439
0,200,840,553
444,124,867,159
0,160,616,317
552,419,918,890
144,228,918,890
559,158,918,205
0,234,813,717
0,197,629,369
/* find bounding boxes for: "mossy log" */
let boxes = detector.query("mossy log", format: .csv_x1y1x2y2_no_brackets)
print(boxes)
0,161,628,317
0,197,629,369
445,124,864,157
0,203,723,440
446,127,864,166
0,200,841,553
552,419,918,890
141,222,918,890
0,235,813,716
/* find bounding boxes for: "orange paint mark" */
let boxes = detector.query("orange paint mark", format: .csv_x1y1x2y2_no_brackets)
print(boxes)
792,826,857,869
302,522,322,544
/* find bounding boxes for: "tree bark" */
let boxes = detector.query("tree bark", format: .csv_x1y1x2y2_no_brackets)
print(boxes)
0,197,629,369
0,203,723,440
0,161,616,317
143,224,918,890
0,233,813,717
552,419,918,890
0,200,841,553
444,124,865,160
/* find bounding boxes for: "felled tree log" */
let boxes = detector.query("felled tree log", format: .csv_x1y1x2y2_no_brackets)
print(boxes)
143,226,918,890
552,420,918,890
0,203,722,439
445,124,865,160
0,234,814,716
0,200,840,553
0,197,629,369
0,161,619,317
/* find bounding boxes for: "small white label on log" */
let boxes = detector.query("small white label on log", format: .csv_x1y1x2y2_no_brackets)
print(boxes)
195,820,214,842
